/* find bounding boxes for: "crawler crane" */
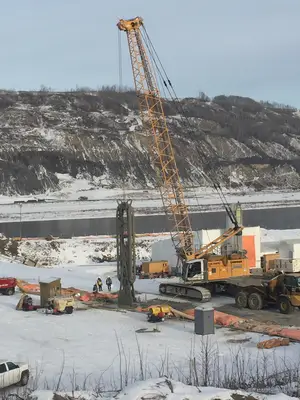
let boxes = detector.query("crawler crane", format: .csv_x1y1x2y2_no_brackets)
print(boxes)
117,17,250,301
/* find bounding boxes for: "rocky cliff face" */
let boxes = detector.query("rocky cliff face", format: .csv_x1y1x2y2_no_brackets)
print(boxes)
0,88,300,195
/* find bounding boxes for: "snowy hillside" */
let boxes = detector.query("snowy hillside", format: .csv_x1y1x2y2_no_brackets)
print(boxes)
0,89,300,195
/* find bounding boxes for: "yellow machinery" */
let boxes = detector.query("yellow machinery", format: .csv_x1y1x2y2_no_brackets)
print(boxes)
234,272,300,314
47,296,74,314
118,17,249,301
147,305,173,322
140,260,169,278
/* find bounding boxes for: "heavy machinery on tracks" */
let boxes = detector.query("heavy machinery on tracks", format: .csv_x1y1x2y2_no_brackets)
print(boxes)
117,16,250,302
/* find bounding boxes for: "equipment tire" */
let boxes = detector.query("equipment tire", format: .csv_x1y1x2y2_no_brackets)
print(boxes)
65,306,73,314
235,291,248,309
6,287,15,296
279,296,294,314
20,370,29,386
159,284,166,294
248,292,263,310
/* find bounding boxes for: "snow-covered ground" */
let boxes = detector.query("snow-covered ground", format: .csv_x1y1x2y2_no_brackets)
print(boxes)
1,260,300,398
17,236,161,266
31,378,298,400
1,174,300,222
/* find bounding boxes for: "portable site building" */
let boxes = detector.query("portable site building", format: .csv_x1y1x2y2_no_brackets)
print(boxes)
39,278,61,307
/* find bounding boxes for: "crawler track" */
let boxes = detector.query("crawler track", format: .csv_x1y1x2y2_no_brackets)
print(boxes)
159,282,211,302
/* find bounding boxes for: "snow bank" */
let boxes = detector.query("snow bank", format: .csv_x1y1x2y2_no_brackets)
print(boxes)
115,379,298,399
261,228,300,243
30,379,298,400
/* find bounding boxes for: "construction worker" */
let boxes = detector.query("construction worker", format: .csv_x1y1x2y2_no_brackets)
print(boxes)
106,276,112,292
96,277,103,292
92,283,98,294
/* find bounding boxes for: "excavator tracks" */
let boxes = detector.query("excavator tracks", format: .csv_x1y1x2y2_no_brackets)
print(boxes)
158,283,211,302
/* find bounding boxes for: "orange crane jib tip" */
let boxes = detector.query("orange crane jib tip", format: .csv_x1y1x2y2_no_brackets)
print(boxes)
117,17,144,32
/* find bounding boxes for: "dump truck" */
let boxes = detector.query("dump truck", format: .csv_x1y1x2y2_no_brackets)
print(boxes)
232,272,300,314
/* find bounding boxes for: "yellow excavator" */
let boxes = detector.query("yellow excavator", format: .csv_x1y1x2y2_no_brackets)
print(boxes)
117,17,250,301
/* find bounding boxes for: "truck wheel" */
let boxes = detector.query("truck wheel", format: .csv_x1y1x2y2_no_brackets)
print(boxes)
248,292,263,310
235,291,248,308
279,296,294,314
65,306,73,314
20,370,29,386
6,288,15,296
159,284,166,294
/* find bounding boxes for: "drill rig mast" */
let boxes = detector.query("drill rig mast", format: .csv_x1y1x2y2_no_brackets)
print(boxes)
117,17,248,301
116,200,136,306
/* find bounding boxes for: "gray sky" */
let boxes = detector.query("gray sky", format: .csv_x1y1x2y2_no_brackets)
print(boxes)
1,0,299,106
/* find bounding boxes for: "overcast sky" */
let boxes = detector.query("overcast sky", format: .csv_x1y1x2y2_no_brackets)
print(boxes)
0,0,299,106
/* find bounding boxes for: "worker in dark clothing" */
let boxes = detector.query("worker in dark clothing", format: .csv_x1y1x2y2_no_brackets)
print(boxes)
106,276,112,292
22,295,34,311
92,283,98,294
96,277,103,292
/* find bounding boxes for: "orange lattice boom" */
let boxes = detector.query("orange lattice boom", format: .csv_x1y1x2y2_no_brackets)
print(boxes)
117,17,194,259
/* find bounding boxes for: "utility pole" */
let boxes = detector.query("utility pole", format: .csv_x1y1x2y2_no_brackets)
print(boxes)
116,200,136,307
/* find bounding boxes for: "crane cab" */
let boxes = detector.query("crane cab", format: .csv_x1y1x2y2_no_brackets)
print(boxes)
182,255,249,283
182,260,205,282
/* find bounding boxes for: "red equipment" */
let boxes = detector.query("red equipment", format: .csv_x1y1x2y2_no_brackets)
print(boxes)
0,277,17,295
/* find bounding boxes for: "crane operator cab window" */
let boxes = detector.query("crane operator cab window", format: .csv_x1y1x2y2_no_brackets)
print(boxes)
183,260,204,281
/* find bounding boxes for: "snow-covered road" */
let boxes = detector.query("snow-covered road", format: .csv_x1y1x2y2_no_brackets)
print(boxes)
1,186,300,222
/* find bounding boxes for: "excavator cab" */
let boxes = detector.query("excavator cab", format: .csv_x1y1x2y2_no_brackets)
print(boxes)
182,260,205,282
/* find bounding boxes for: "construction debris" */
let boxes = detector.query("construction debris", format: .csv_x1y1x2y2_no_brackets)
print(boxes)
257,338,290,349
16,279,118,301
135,327,160,333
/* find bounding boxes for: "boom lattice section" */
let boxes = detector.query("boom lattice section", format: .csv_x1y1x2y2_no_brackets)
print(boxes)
118,17,193,259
